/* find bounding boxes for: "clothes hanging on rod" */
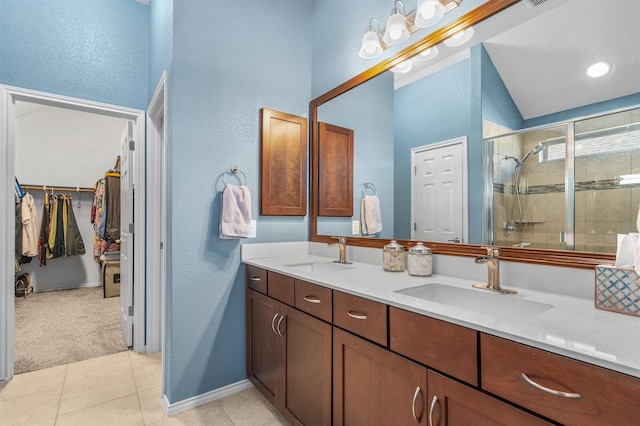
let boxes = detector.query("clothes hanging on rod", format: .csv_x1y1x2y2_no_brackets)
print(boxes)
39,193,86,261
91,172,121,262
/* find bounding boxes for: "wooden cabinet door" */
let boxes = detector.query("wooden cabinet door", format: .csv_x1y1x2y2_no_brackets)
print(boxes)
279,305,332,426
318,122,354,217
333,327,427,426
246,289,283,404
428,370,552,426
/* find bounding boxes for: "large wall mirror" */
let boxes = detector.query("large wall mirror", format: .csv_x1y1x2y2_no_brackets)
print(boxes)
310,0,640,268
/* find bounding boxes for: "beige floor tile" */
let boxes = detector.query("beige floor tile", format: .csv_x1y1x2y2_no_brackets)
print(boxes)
219,388,288,426
0,387,60,426
138,386,167,425
133,361,162,392
0,364,66,400
148,401,233,426
64,351,132,385
56,394,144,426
58,369,137,414
129,350,162,369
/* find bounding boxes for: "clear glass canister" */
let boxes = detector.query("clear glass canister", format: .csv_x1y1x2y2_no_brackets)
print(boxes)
383,240,405,272
407,242,432,276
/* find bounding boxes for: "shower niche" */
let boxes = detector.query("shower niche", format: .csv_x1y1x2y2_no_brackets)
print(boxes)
483,106,640,254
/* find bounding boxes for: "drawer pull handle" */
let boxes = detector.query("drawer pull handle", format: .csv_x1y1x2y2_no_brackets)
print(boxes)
271,313,279,335
411,386,422,423
347,311,368,320
250,276,261,281
428,395,438,426
520,373,582,399
276,315,285,337
303,295,321,304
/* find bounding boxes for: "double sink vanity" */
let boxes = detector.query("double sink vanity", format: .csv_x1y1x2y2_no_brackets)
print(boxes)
243,242,640,426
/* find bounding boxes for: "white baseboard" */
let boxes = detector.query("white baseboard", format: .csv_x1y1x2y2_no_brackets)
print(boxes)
162,379,253,416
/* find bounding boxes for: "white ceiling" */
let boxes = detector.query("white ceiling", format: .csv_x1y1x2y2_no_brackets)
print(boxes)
396,0,640,120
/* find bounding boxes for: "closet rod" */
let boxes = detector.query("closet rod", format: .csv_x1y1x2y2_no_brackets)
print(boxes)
21,184,94,193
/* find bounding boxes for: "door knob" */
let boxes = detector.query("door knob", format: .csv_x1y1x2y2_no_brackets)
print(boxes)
448,238,461,243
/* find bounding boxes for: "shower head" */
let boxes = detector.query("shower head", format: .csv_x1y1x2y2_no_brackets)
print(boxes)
521,144,545,163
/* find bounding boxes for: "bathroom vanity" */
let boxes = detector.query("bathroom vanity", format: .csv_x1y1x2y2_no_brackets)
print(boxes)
243,246,640,426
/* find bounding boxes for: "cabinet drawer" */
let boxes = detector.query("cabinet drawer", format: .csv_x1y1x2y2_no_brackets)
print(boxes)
481,333,640,426
390,307,478,386
333,291,387,346
267,271,294,305
294,279,332,323
246,265,267,294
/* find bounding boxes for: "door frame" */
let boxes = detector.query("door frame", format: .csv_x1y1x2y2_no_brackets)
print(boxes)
0,85,147,382
146,72,166,359
410,136,469,243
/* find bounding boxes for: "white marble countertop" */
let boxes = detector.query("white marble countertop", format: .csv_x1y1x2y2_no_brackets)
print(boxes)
244,252,640,379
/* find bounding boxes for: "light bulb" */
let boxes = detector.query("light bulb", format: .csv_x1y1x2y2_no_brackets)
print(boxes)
586,61,611,78
421,4,437,19
389,29,402,40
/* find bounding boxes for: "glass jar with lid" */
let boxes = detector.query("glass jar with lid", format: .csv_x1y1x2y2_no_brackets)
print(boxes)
383,240,405,272
407,242,432,276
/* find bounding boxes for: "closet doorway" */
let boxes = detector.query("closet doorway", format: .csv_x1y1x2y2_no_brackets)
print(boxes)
0,86,149,382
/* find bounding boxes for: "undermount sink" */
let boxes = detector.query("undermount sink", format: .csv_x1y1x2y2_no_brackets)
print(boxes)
394,283,553,318
285,261,354,273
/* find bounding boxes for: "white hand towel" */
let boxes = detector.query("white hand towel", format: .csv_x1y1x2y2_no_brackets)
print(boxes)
361,195,382,235
220,185,252,238
634,203,640,274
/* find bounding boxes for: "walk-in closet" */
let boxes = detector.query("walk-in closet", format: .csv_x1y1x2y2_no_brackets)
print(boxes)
13,101,131,374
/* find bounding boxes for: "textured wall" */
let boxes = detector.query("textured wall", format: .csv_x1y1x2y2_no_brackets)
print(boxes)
0,0,149,110
165,0,312,402
149,0,172,97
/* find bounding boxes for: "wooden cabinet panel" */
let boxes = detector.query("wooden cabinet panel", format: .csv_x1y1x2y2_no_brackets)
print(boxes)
294,279,333,323
428,370,551,426
333,290,387,346
245,264,267,294
280,305,332,426
267,271,295,305
390,307,478,386
318,122,353,217
260,108,307,216
333,327,427,426
246,289,282,403
481,333,640,426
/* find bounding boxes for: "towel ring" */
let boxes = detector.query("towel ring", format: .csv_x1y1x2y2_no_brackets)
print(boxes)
222,165,247,186
362,182,377,197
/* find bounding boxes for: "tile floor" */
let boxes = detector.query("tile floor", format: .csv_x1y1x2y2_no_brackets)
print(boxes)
0,351,289,426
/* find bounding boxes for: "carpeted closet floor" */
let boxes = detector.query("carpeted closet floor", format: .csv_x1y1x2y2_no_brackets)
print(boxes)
14,286,128,374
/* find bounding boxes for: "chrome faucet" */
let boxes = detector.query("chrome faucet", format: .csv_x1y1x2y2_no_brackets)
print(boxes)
328,236,351,264
473,247,517,294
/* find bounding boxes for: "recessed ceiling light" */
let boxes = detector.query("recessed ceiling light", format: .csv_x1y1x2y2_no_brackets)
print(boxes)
586,61,611,78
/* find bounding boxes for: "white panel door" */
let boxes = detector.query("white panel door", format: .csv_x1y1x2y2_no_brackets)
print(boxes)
412,139,466,243
120,122,134,347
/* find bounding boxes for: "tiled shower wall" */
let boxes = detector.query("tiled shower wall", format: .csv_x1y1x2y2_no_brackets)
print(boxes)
484,107,640,254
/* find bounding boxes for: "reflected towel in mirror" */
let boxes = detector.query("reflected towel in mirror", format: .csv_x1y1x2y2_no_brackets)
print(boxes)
220,185,252,238
361,195,382,235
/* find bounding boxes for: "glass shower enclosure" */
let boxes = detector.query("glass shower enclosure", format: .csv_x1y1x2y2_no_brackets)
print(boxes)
484,106,640,253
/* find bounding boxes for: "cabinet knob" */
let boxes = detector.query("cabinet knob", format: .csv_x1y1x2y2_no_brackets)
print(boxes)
347,311,368,320
428,395,438,426
412,386,423,423
303,295,322,304
521,373,582,399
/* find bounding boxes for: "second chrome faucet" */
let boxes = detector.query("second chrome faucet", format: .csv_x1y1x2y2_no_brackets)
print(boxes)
472,247,517,294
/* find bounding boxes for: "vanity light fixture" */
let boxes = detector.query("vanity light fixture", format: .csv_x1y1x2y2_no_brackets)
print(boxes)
391,60,413,73
359,0,463,59
443,26,474,46
415,45,439,61
415,0,446,28
383,0,411,45
586,61,612,78
359,18,384,59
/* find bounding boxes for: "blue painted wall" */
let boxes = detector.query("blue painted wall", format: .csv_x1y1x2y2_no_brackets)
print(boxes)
480,45,523,130
524,92,640,127
0,0,149,110
149,0,172,97
166,0,312,402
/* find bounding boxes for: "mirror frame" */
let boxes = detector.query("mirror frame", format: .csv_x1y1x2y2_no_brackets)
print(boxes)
310,0,615,269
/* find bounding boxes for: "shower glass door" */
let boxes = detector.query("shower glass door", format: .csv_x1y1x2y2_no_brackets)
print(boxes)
484,106,640,254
